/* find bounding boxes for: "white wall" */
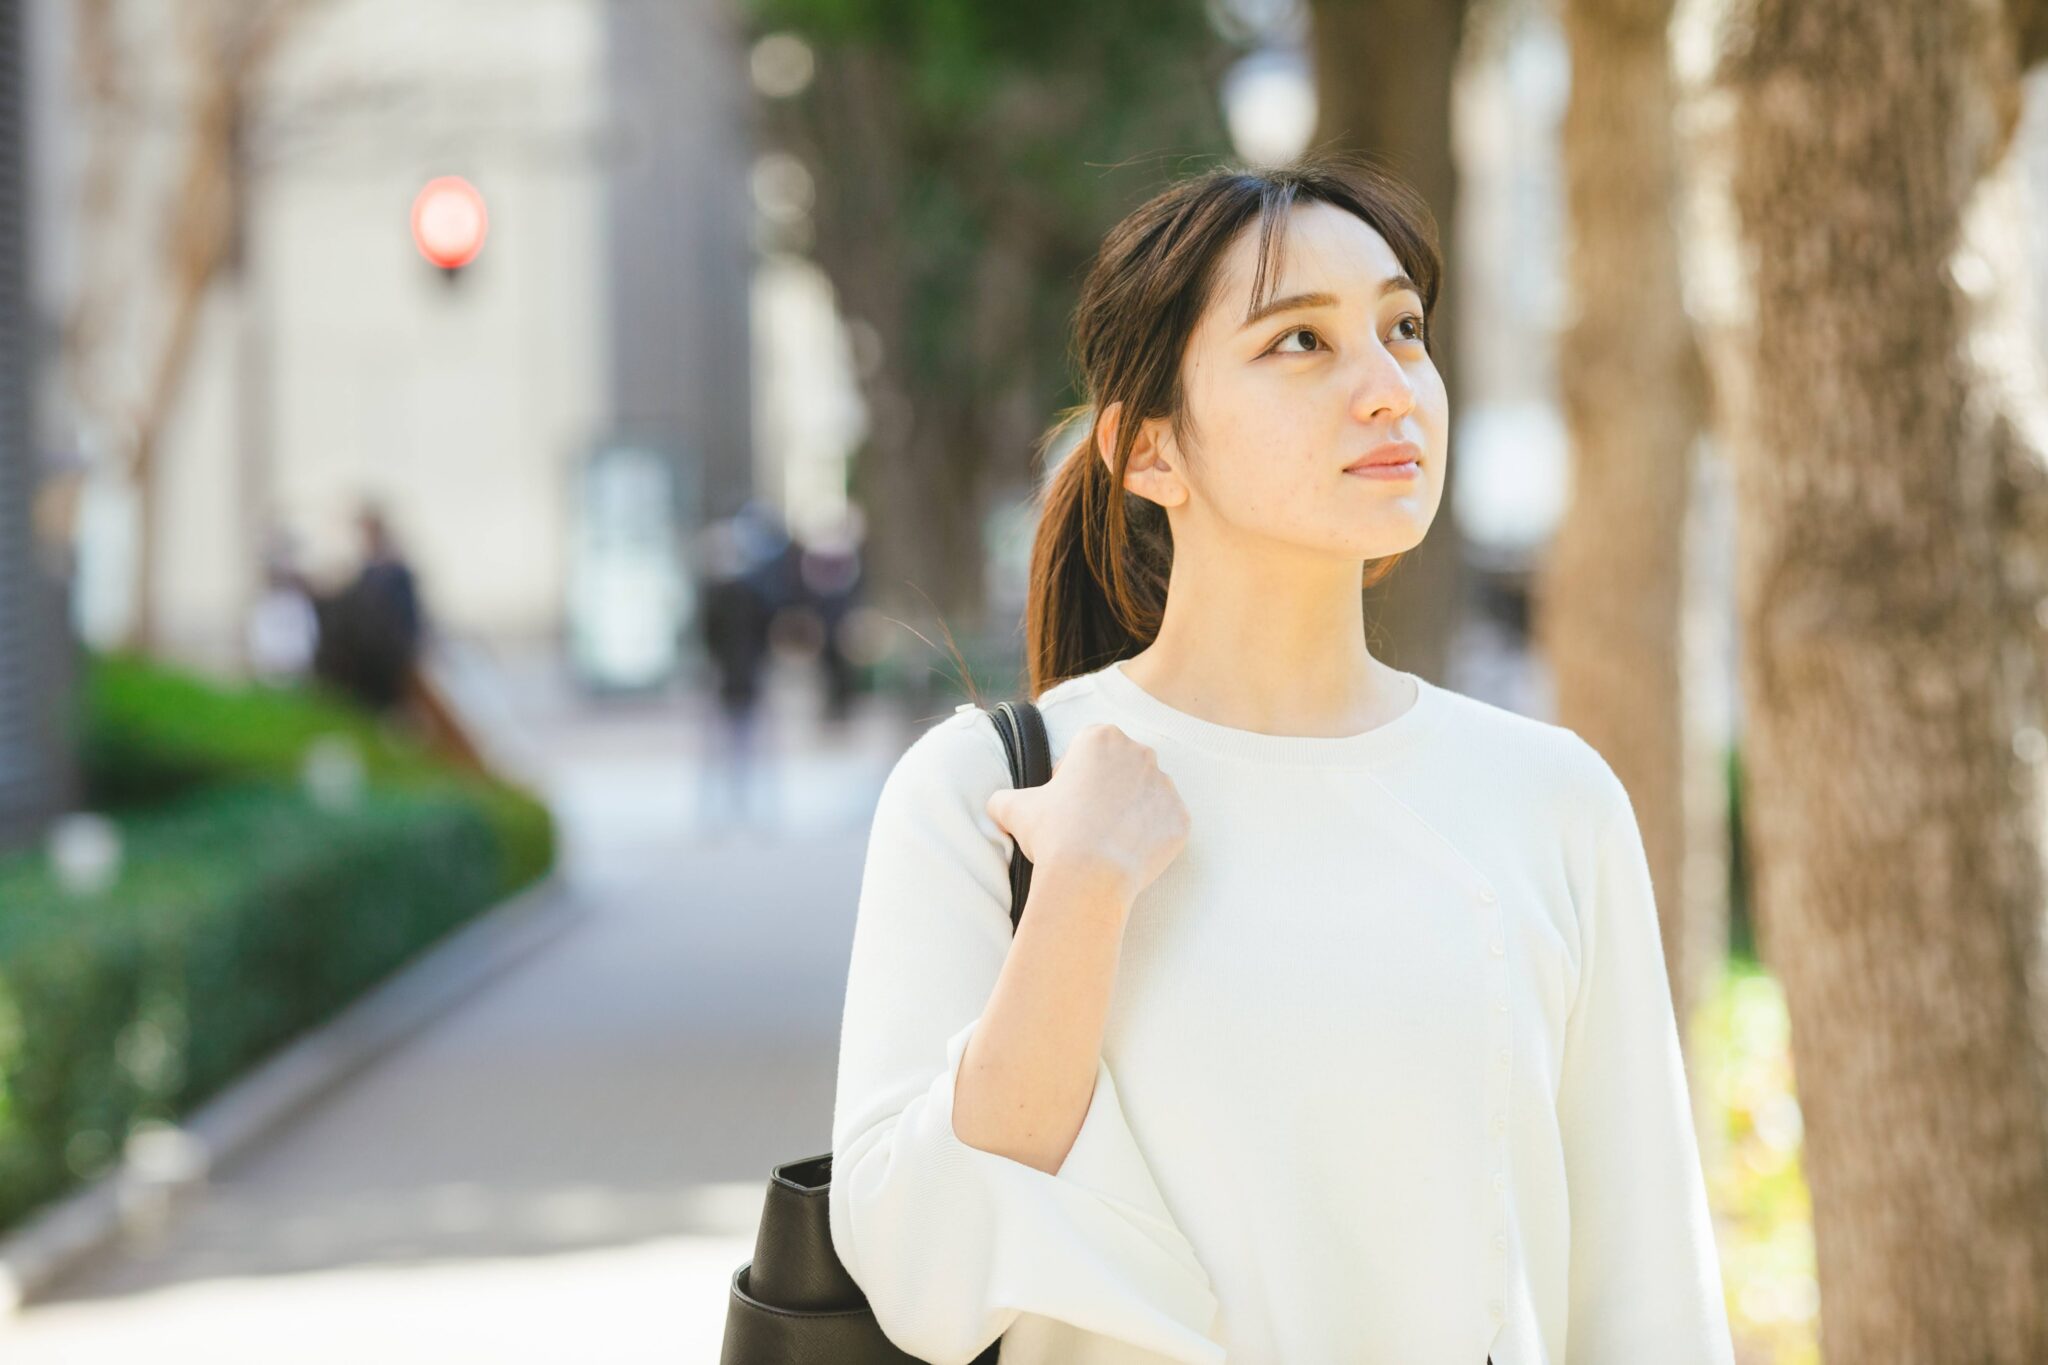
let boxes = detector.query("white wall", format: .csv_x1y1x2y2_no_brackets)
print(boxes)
60,0,609,670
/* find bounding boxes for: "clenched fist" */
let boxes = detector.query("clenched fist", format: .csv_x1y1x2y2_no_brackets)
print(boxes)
985,722,1190,912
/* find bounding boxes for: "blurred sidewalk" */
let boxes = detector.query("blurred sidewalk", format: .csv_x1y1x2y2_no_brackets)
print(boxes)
0,645,929,1363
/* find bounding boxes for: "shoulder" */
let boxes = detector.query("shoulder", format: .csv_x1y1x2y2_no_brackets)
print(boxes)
880,671,1114,809
881,704,1011,815
1423,682,1630,828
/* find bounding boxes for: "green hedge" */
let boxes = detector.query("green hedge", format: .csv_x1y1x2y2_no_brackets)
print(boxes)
0,652,558,1235
77,650,553,895
0,782,505,1230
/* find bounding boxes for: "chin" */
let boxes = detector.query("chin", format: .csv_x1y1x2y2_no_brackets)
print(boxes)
1352,517,1432,558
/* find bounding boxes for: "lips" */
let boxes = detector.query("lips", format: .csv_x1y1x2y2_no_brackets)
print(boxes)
1345,441,1422,473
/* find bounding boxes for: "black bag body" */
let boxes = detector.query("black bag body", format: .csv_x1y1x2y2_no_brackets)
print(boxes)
721,699,1053,1365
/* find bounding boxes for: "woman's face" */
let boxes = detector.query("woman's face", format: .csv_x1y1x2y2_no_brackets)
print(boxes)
1127,201,1448,564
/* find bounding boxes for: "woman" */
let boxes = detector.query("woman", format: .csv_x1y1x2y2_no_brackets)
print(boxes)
828,156,1735,1365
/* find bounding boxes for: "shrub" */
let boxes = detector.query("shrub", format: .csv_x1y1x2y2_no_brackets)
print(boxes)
75,650,553,895
0,781,502,1231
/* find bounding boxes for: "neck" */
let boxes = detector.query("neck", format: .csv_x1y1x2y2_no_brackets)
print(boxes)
1121,546,1412,739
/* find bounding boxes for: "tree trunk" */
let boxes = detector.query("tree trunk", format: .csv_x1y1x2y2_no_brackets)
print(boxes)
1538,0,1714,1039
71,3,314,656
1716,0,2048,1354
117,17,238,655
849,383,989,632
1306,0,1472,683
785,47,993,638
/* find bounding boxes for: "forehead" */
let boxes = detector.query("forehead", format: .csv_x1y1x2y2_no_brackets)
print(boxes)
1207,201,1403,318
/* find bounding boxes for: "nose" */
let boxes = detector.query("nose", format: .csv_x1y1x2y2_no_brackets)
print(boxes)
1348,337,1416,425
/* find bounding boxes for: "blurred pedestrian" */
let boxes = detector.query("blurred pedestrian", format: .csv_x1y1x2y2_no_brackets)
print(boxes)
312,501,425,715
797,510,865,724
697,516,782,831
732,496,803,615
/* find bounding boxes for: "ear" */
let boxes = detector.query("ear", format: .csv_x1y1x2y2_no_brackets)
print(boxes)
1094,400,1189,510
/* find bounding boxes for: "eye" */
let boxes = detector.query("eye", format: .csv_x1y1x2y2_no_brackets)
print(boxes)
1263,315,1430,358
1265,325,1326,356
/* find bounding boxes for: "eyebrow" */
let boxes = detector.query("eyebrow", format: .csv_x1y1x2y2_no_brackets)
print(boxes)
1237,274,1423,331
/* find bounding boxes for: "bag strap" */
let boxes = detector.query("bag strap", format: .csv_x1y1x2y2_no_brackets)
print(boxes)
986,699,1051,933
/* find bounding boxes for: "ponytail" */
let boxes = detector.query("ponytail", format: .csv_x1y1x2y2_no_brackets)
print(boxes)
1023,408,1172,697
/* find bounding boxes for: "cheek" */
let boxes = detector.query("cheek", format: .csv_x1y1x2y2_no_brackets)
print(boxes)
1183,375,1303,511
1418,366,1451,443
1220,439,1345,537
1200,408,1323,519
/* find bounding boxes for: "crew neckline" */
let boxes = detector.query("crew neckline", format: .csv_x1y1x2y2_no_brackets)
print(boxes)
1088,657,1445,767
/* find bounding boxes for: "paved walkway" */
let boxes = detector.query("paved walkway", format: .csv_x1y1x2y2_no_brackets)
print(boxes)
0,646,932,1362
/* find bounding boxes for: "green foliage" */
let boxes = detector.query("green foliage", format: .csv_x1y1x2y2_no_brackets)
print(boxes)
1727,740,1754,960
741,1,1247,632
747,0,1226,123
742,0,1243,421
0,651,557,1235
0,782,502,1232
76,650,553,895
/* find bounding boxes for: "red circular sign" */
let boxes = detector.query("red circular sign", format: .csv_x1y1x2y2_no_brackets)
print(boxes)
411,176,488,269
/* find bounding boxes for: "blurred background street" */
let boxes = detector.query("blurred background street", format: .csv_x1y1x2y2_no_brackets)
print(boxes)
0,650,907,1361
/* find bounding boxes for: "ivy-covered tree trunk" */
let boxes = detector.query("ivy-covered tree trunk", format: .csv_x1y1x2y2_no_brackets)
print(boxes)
1715,0,2048,1354
794,47,987,627
746,4,1236,649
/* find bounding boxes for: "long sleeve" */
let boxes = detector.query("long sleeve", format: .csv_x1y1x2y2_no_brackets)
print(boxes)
1556,757,1736,1365
828,709,1224,1365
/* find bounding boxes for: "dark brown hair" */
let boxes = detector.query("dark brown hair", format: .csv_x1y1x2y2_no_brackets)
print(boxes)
1021,154,1443,699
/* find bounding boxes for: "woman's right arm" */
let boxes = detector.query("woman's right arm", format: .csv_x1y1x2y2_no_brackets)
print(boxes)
828,709,1220,1365
949,859,1132,1174
952,713,1193,1174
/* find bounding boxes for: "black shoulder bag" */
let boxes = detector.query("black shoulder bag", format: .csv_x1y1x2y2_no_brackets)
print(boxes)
720,699,1052,1365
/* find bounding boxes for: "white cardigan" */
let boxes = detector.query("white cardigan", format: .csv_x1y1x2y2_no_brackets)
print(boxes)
829,659,1736,1365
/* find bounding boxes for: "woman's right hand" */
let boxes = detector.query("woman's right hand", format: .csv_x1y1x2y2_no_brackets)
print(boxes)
984,722,1189,912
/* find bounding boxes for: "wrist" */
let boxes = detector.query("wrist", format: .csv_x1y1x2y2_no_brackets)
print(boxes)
1028,858,1135,921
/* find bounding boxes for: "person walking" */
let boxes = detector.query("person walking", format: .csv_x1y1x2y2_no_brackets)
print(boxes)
827,157,1735,1365
797,512,865,724
697,516,784,831
312,502,425,715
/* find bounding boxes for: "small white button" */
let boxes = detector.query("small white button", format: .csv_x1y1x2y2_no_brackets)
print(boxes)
1488,935,1506,957
1479,886,1497,903
1491,1114,1507,1135
1492,1171,1506,1192
1490,1299,1504,1320
1493,995,1510,1013
1496,1047,1511,1066
1493,1232,1508,1253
